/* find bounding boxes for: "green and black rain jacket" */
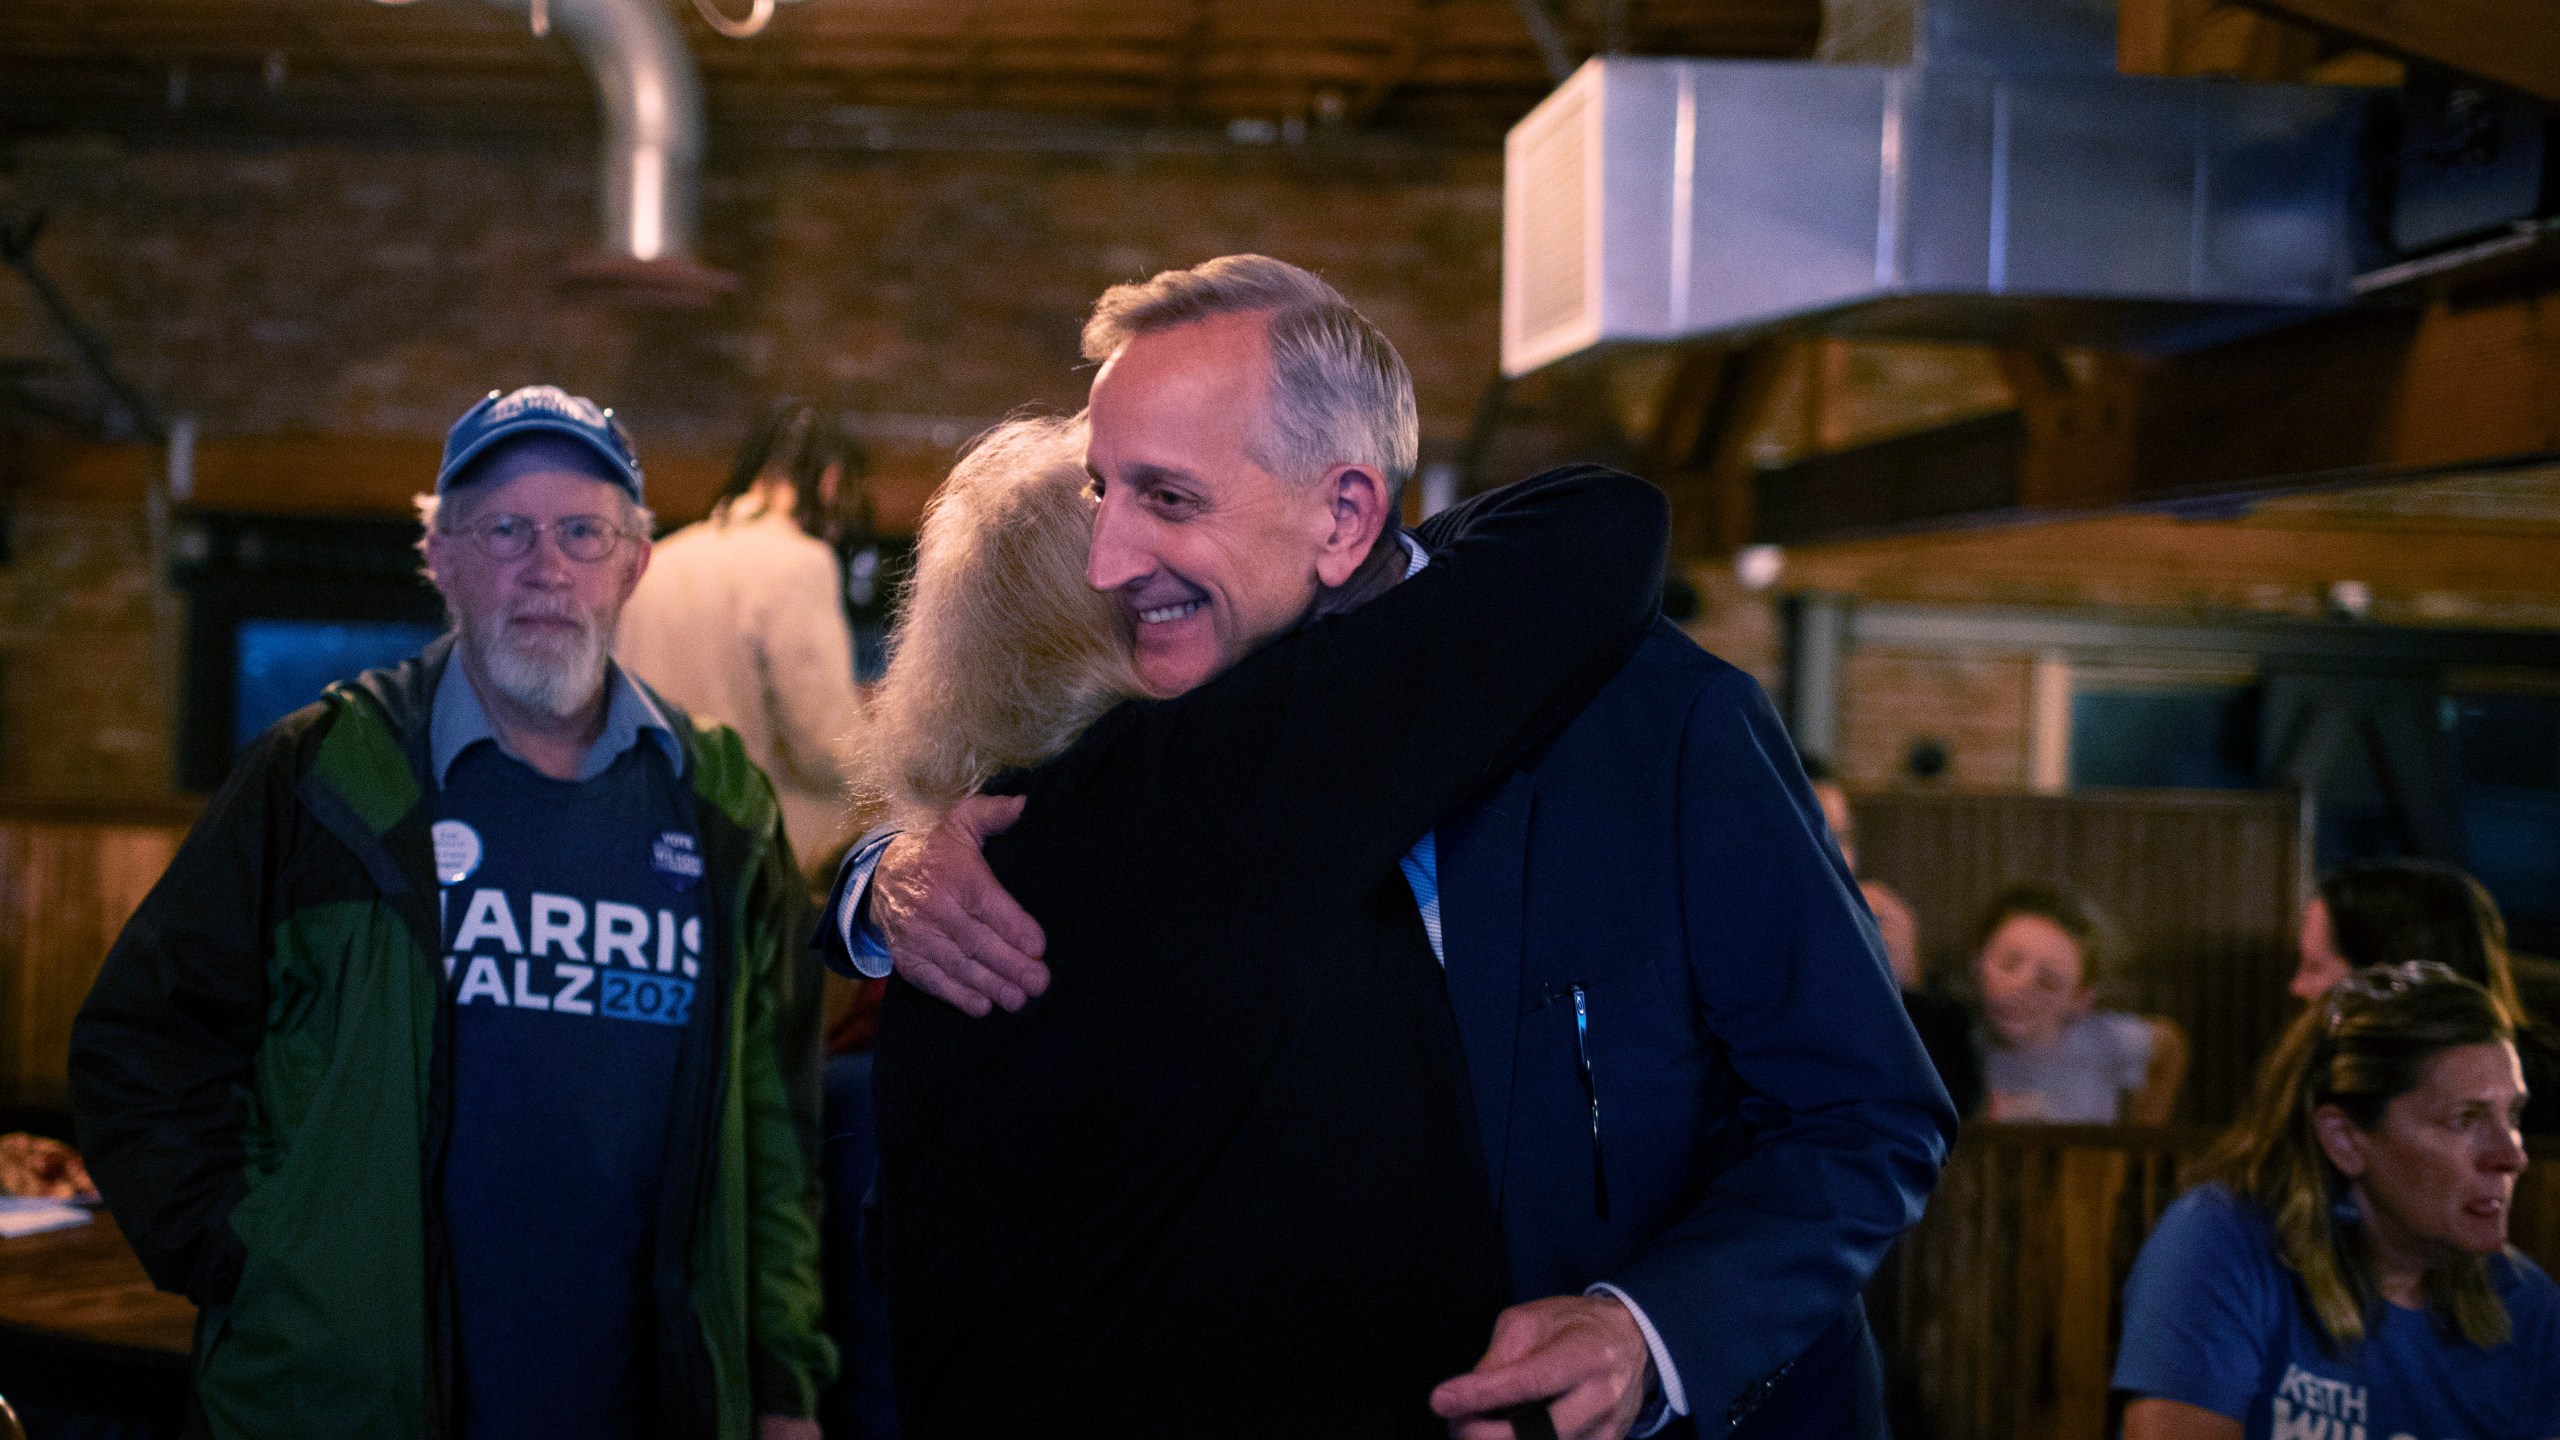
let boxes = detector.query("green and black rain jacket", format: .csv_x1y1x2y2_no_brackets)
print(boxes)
70,635,835,1440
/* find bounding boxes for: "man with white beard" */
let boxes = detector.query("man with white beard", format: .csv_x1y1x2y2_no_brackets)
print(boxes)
73,386,835,1440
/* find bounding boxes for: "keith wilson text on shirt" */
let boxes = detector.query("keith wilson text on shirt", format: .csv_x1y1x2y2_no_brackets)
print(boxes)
441,886,699,1028
2271,1364,2431,1440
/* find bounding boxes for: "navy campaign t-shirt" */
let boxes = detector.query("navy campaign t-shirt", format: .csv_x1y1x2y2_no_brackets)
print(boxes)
2115,1185,2560,1440
435,729,705,1440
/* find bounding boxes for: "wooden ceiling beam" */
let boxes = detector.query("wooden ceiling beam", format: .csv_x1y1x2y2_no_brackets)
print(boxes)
1646,340,1793,558
2118,0,2328,80
1746,278,2560,548
4,0,1827,141
51,0,170,88
1155,0,1220,122
1779,504,2560,617
1348,0,1441,125
2234,0,2560,103
1997,348,2141,511
2132,282,2560,499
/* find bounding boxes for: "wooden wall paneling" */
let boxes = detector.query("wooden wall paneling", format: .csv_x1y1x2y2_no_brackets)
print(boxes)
2052,1148,2131,1436
0,809,192,1100
2517,1152,2560,1270
1850,789,2306,1124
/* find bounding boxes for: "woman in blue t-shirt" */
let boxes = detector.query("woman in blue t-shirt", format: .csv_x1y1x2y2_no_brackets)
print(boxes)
2114,962,2558,1440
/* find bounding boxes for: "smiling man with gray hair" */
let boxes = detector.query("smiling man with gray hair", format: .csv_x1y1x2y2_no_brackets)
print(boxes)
75,384,834,1440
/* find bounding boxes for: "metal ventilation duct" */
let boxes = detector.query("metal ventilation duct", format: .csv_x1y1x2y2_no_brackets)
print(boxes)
485,0,735,306
1500,0,2369,375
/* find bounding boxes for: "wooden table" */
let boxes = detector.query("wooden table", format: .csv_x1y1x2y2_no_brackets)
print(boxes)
0,1212,193,1359
0,1211,192,1433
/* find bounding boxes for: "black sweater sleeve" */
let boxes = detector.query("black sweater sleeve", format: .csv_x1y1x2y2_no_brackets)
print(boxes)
1049,464,1668,892
69,724,297,1306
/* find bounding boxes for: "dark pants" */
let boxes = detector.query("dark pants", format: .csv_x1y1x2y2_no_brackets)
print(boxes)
819,1052,899,1440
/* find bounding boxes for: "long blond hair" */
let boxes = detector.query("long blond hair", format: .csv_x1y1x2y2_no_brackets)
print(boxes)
858,413,1140,829
2190,963,2518,1349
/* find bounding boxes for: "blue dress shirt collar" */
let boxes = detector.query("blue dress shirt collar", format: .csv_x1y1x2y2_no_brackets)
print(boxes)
430,652,683,786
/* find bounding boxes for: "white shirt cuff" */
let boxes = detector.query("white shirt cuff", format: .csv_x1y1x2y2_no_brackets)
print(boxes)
1586,1283,1687,1436
835,830,899,980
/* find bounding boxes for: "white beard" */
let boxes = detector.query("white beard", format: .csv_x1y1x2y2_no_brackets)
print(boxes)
462,598,614,719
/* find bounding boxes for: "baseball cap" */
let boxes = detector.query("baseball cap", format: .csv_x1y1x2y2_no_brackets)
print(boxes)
436,385,645,502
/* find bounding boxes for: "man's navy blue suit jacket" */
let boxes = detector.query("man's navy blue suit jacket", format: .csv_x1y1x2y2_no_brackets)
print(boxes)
1435,616,1957,1435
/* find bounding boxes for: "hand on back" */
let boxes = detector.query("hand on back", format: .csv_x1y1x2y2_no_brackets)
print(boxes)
877,795,1050,1017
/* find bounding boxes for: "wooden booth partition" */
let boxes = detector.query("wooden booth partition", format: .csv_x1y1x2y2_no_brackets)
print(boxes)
1851,789,2308,1125
0,802,199,1109
1874,1125,2560,1440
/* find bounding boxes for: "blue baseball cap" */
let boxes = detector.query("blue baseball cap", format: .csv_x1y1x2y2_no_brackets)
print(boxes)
437,385,645,502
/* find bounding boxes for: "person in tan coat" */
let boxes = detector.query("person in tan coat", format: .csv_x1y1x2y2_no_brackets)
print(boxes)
619,404,869,876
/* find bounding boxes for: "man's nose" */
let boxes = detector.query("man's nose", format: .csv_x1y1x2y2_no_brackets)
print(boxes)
516,530,575,586
1085,494,1150,593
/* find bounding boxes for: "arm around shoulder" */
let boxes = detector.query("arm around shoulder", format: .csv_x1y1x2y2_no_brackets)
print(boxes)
1132,465,1670,885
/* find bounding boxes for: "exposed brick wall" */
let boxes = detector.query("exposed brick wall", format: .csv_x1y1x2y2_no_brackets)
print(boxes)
1836,648,2034,792
0,138,1507,801
0,140,1503,453
0,499,170,798
1680,562,1782,695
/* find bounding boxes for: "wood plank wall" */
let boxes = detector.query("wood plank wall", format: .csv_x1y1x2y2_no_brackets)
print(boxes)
1851,789,2308,1124
1873,1125,2560,1440
0,803,198,1104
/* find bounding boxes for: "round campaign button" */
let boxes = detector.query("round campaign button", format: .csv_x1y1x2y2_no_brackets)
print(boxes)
431,820,484,886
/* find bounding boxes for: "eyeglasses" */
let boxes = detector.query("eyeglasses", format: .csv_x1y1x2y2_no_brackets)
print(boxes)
445,513,636,563
2324,959,2463,1032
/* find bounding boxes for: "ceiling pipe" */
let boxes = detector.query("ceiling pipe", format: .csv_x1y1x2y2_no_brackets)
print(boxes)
482,0,737,306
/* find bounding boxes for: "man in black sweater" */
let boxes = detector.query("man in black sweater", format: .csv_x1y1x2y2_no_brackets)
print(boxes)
828,256,1953,1439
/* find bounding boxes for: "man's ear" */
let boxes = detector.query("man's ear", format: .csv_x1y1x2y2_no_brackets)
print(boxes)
420,531,451,592
2313,1104,2369,1179
1312,463,1391,589
619,534,654,602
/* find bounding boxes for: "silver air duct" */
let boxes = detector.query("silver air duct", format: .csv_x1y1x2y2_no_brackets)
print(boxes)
1501,0,2367,373
485,0,735,306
